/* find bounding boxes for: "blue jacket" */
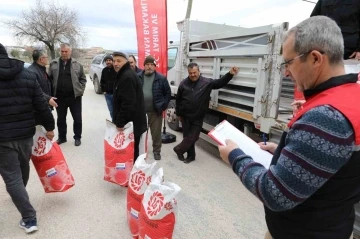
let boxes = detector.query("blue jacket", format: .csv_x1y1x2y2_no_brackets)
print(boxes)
138,71,171,114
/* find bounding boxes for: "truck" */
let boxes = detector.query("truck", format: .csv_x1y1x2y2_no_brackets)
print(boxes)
166,19,292,144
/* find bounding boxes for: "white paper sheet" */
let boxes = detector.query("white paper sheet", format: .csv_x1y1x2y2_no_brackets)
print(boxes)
209,120,272,169
344,59,360,74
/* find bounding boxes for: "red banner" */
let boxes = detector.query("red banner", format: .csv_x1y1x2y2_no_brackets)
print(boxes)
133,0,168,76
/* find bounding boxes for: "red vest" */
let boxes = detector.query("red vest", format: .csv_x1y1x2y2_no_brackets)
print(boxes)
288,82,360,147
265,81,360,239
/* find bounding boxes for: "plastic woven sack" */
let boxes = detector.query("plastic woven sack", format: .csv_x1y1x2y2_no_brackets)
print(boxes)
31,126,75,193
104,120,134,186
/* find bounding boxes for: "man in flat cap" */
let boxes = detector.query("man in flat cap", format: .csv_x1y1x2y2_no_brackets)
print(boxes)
100,54,116,121
112,51,147,161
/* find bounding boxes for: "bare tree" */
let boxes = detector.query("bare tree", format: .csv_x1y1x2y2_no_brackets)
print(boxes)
5,0,86,59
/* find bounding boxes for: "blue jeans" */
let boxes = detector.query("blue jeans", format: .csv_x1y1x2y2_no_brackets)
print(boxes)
104,93,113,121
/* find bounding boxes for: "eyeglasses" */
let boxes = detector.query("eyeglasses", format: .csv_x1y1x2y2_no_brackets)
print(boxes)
280,50,325,71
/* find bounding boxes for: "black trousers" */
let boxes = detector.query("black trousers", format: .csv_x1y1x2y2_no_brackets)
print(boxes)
134,136,141,162
56,96,82,140
175,117,203,157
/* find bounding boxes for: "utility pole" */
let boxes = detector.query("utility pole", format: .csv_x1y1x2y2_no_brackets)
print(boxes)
185,0,193,19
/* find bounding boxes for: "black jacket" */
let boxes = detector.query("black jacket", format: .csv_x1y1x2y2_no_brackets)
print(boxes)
0,56,55,142
135,66,142,74
311,0,360,59
28,62,53,101
176,73,234,120
138,71,171,114
113,62,147,137
100,66,116,94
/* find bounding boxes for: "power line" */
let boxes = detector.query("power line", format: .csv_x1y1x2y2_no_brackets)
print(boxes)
302,0,316,4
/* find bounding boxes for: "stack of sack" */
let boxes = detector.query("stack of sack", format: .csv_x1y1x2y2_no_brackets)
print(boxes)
104,120,181,238
127,154,181,239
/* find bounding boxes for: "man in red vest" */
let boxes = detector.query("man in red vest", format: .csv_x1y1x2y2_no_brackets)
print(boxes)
219,16,360,239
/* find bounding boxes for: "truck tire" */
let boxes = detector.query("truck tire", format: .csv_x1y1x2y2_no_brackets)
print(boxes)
167,100,181,131
93,75,102,94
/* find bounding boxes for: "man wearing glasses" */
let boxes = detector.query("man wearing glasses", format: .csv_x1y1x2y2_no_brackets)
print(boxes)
219,16,359,239
29,50,57,125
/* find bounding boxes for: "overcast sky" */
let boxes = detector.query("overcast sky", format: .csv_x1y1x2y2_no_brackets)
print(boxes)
0,0,316,51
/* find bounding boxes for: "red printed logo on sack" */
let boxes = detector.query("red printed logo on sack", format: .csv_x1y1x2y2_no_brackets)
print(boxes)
164,202,173,211
130,170,146,192
128,132,134,141
146,176,152,185
114,132,125,149
147,191,164,217
34,137,47,155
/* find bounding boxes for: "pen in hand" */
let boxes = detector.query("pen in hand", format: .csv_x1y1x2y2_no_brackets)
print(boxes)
262,134,267,145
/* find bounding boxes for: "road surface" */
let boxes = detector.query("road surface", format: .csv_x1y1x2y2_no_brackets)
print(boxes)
0,78,267,239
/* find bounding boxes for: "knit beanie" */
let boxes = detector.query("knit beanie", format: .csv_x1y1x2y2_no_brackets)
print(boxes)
0,43,8,57
104,54,113,61
144,55,156,66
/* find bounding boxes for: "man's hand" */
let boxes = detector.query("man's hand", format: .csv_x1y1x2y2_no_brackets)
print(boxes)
218,139,239,164
178,116,183,123
49,97,58,108
229,67,239,75
46,131,55,140
258,142,278,154
350,51,360,60
291,100,306,112
117,127,124,131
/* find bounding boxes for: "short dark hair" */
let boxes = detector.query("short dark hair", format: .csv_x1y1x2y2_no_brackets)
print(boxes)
187,62,199,70
32,49,46,62
128,55,137,62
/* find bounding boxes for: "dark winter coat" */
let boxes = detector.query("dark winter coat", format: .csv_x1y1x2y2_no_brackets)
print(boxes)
100,66,116,94
311,0,360,59
0,56,55,142
28,62,53,101
113,62,147,137
176,73,234,121
138,71,171,114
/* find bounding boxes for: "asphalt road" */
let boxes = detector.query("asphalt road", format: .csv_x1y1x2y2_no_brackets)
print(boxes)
0,78,267,239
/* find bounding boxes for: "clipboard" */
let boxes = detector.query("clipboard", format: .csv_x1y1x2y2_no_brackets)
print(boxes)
208,120,272,169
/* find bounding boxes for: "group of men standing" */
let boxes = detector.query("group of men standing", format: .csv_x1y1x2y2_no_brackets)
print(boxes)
100,52,239,163
28,43,87,147
0,42,86,233
100,53,171,160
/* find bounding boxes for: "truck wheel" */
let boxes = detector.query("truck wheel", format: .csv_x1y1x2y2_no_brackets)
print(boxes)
167,100,181,131
93,75,102,94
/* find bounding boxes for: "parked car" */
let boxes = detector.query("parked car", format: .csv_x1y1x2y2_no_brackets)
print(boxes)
89,54,107,94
